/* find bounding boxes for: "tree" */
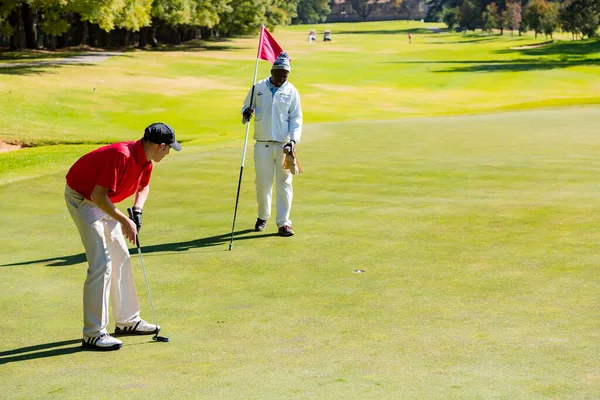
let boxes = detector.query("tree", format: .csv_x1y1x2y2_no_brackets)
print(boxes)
69,0,123,32
294,0,331,24
152,0,193,28
63,0,152,47
502,0,522,36
427,0,459,20
490,2,504,33
5,2,26,50
559,0,600,39
36,1,71,49
115,0,152,32
440,6,458,30
22,3,39,49
215,0,268,36
349,0,376,21
458,0,479,31
1,0,53,49
399,0,426,21
0,0,323,50
524,0,548,38
481,2,499,33
190,0,230,27
541,1,559,39
266,0,298,27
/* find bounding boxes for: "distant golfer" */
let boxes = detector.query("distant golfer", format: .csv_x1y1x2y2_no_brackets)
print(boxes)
242,52,303,237
64,123,181,351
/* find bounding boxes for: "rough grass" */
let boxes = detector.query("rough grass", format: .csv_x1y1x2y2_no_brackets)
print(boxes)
0,21,598,146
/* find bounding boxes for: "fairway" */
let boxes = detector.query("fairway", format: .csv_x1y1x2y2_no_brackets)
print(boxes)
1,21,600,399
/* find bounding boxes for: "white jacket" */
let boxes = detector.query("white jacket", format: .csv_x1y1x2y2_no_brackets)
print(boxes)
242,78,303,143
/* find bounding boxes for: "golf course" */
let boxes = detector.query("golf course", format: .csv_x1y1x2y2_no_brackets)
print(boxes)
1,20,599,398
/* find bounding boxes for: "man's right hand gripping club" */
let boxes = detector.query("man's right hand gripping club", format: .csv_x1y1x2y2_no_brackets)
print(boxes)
243,107,254,120
121,217,138,245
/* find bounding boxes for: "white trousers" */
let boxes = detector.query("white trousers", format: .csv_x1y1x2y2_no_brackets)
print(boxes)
64,185,140,338
253,141,293,228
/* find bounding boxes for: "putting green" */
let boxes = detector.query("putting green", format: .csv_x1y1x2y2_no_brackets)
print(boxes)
2,107,600,398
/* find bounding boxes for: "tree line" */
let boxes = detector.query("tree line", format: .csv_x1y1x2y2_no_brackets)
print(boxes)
433,0,599,39
0,0,332,50
1,0,597,51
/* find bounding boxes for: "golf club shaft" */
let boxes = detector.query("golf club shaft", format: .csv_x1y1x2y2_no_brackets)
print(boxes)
229,70,259,251
228,165,245,250
128,208,159,332
135,245,159,331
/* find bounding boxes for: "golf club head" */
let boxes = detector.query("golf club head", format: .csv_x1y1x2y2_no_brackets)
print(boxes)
152,328,169,342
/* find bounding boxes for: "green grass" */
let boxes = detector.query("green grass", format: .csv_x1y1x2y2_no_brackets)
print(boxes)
1,21,600,399
0,21,598,146
0,49,89,64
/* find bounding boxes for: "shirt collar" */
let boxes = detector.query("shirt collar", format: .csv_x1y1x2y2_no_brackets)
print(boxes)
134,139,150,164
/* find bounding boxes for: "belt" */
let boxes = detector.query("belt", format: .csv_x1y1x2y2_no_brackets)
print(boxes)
256,140,284,143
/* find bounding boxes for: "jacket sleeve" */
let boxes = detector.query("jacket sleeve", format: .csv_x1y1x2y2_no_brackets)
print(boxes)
241,85,254,124
288,88,303,143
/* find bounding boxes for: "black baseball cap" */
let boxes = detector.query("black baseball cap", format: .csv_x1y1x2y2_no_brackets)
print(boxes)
144,122,182,151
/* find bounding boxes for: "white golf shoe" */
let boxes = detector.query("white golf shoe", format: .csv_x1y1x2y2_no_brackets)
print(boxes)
114,319,160,336
82,333,122,351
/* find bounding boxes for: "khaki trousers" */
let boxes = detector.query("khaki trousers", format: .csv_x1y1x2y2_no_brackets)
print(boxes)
253,141,293,228
64,185,140,338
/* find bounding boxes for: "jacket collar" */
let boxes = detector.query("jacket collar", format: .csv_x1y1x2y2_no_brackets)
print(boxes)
266,78,289,91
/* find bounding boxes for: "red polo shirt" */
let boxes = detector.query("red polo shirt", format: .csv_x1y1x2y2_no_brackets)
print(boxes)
66,140,153,204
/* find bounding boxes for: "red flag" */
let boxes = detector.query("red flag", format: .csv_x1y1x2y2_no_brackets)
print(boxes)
257,26,286,63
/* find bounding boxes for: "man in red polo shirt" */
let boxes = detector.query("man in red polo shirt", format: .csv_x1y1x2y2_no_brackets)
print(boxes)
64,122,181,351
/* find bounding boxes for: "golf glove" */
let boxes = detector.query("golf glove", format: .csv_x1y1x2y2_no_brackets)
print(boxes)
283,140,296,154
130,207,142,232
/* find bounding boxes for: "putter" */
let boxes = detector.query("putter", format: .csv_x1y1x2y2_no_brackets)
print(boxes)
128,208,170,343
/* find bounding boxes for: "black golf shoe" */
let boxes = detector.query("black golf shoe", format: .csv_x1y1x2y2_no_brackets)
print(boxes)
255,218,267,232
278,225,294,237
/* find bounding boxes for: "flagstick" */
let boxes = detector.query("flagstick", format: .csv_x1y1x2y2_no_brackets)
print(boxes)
229,45,261,251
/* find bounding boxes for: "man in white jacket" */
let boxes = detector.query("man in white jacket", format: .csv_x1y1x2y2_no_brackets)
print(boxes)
242,52,303,237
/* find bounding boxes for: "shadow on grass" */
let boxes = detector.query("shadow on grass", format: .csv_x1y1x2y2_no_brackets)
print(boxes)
136,228,279,253
0,39,246,75
0,55,127,75
0,229,277,268
0,50,83,61
338,28,433,35
0,52,130,75
0,63,74,75
436,59,600,72
426,36,500,44
144,38,248,52
0,339,84,364
0,46,127,57
385,57,600,71
497,37,600,57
